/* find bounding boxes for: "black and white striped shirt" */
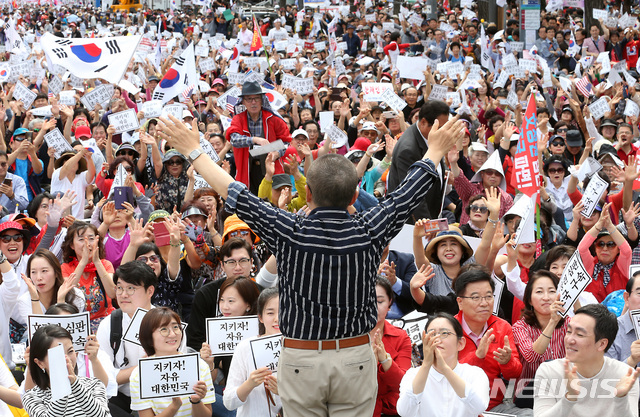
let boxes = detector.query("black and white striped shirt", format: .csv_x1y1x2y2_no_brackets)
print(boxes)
226,159,439,340
21,376,110,417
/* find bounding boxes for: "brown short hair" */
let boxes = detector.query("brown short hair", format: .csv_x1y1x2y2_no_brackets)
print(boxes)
139,307,182,356
218,276,260,315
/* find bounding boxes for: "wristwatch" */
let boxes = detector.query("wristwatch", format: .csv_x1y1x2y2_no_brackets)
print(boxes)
380,353,392,365
188,148,204,164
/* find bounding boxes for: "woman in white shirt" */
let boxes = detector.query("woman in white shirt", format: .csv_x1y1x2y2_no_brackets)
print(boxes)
396,313,489,417
50,149,95,220
223,287,281,416
544,155,572,223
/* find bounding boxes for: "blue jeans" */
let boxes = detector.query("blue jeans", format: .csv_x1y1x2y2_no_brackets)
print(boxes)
211,384,236,417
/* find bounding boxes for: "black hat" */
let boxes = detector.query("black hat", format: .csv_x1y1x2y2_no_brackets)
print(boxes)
600,118,618,129
148,75,160,82
565,130,583,147
543,155,569,177
239,81,263,97
272,174,292,190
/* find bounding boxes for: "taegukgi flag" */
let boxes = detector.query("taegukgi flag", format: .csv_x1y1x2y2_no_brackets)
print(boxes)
41,32,141,84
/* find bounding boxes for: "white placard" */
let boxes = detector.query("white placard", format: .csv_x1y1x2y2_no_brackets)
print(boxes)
492,275,505,316
44,128,74,159
142,100,163,118
630,309,640,339
161,104,184,120
137,353,200,399
362,82,393,101
325,124,348,148
28,312,91,353
625,99,640,118
200,136,221,163
579,173,608,218
512,194,536,247
588,97,610,121
205,316,260,356
249,140,287,157
250,334,282,372
49,343,72,401
31,106,53,117
216,86,241,109
388,310,429,346
509,42,524,52
195,45,209,57
593,9,608,20
519,58,538,74
447,91,461,108
81,84,115,110
380,88,408,113
193,173,209,190
396,56,431,81
199,58,216,73
569,157,603,182
108,109,140,134
58,90,76,106
122,308,147,346
319,111,334,133
13,82,37,109
48,75,63,97
446,62,465,79
279,58,296,70
428,84,448,101
557,251,592,317
293,77,314,95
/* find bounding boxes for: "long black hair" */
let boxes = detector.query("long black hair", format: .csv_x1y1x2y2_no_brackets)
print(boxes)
29,325,74,390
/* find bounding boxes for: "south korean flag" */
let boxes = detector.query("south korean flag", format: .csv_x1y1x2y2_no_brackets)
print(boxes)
152,43,197,105
41,32,141,84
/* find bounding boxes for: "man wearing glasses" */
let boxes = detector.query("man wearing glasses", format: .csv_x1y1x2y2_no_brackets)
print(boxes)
454,270,531,416
226,81,292,195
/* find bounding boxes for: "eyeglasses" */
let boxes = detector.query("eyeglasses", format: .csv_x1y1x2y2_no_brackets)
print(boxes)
551,141,565,146
229,230,250,238
469,205,488,213
0,234,23,243
120,150,136,157
166,159,182,166
556,128,568,133
223,258,252,267
115,285,140,296
137,255,161,263
460,294,495,303
157,324,182,337
548,168,565,174
596,241,617,248
243,96,262,103
427,330,456,339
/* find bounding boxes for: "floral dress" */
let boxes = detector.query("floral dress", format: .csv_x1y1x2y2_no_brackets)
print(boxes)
155,170,190,212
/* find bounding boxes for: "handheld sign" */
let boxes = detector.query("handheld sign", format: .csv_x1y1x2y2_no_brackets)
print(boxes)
44,128,74,159
122,308,188,346
199,136,221,163
389,310,430,346
362,82,393,101
161,104,185,120
13,82,37,109
58,90,76,106
193,174,210,190
325,125,348,148
49,343,72,401
579,173,608,218
81,84,115,110
249,140,287,157
205,316,260,356
557,251,592,317
108,109,140,134
48,75,63,97
381,88,408,113
630,309,640,340
492,275,505,316
250,334,283,372
142,100,163,118
28,312,90,352
138,353,200,399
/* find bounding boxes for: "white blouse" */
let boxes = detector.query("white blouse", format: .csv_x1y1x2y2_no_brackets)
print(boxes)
396,362,490,417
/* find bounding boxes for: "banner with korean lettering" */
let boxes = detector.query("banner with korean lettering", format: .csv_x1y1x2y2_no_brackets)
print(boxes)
138,353,200,399
513,94,540,196
28,312,90,352
205,316,260,356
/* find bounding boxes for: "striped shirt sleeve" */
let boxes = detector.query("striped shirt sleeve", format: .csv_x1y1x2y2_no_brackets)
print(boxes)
230,133,254,148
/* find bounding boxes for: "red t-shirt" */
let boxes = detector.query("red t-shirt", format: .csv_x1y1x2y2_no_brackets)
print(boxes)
625,39,640,69
62,260,115,323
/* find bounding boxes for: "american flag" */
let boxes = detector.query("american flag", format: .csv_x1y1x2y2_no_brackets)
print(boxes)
226,95,238,114
181,84,195,100
576,76,594,97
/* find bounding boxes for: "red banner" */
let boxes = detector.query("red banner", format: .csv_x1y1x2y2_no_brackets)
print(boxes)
513,94,541,197
250,15,263,52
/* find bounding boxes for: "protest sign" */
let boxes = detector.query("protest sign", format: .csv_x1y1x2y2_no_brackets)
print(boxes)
625,99,640,118
122,308,147,346
59,90,76,106
48,75,63,97
492,276,505,316
81,84,114,110
630,309,640,339
13,82,37,109
588,97,610,120
31,106,53,117
205,316,260,356
568,157,603,182
362,83,393,101
380,88,408,113
44,128,74,159
428,84,448,101
49,343,72,401
193,174,210,190
108,109,140,134
161,104,184,120
199,58,216,73
389,310,429,346
319,111,334,133
396,56,431,80
138,353,200,399
250,334,282,372
249,140,287,157
514,94,540,196
579,172,608,218
200,135,221,163
142,100,163,118
557,251,592,317
28,312,90,352
325,125,348,148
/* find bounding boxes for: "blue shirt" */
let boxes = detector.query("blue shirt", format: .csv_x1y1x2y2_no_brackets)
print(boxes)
225,158,440,340
13,157,41,201
606,311,637,366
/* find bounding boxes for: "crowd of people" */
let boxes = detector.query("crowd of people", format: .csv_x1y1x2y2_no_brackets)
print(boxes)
0,0,639,416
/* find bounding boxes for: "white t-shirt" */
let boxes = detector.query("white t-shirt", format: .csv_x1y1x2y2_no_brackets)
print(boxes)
51,168,90,219
0,354,16,417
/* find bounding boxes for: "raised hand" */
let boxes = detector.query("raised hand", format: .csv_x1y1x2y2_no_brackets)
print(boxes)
421,330,439,368
493,335,512,364
484,187,501,216
190,380,208,403
21,273,39,300
475,328,495,359
102,201,116,226
410,264,435,291
425,116,465,162
564,359,581,400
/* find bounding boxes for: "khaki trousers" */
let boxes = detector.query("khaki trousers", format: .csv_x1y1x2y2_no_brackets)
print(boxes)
278,339,378,417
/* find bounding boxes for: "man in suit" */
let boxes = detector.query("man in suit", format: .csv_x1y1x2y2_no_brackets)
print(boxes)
388,100,451,223
378,244,418,319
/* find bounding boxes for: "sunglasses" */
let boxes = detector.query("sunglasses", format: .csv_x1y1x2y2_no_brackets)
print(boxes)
0,234,23,243
166,159,183,166
120,150,136,156
596,241,616,248
556,128,568,133
548,168,565,174
469,205,488,213
229,230,250,238
551,141,565,146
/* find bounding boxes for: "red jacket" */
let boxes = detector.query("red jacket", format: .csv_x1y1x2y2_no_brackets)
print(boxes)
226,109,292,187
455,312,522,410
375,322,412,417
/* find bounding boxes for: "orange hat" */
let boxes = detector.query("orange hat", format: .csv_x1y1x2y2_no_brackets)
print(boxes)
222,214,260,243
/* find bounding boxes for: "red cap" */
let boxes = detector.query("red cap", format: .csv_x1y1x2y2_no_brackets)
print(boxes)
75,125,91,139
351,137,371,152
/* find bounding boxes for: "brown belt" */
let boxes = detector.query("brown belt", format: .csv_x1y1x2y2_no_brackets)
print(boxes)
283,334,370,350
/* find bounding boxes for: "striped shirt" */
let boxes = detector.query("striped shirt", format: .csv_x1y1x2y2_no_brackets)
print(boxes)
22,376,110,417
512,317,569,396
226,158,439,340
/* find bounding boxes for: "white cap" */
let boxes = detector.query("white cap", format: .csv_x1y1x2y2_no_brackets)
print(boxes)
182,109,193,119
469,142,489,154
470,151,507,190
291,128,309,139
